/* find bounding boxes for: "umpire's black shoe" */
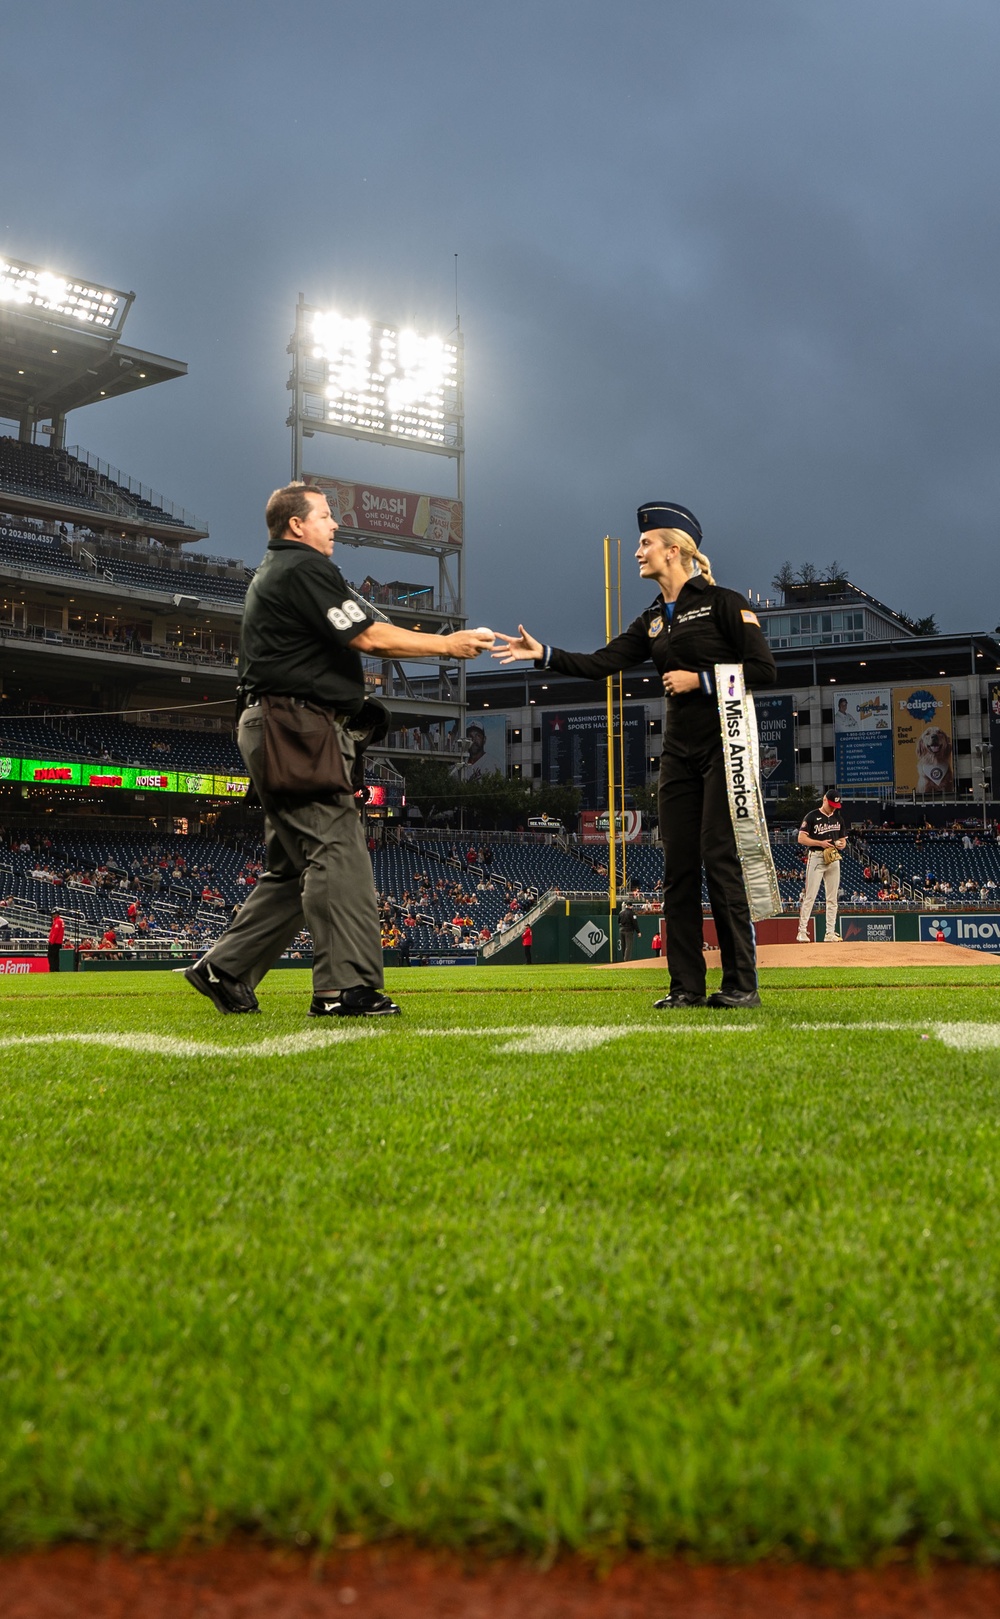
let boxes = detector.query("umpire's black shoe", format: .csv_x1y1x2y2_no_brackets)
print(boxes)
706,990,762,1009
309,987,402,1018
183,959,260,1014
653,992,707,1009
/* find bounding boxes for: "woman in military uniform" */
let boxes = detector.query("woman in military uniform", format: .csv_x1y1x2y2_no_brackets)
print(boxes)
493,501,776,1008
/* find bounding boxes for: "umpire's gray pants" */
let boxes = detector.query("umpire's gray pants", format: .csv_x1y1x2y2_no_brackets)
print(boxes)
204,708,383,997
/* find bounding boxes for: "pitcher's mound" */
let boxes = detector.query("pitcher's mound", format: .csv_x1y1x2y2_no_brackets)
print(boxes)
606,941,998,968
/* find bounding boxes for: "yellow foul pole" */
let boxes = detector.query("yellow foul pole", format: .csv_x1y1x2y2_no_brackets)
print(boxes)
616,538,627,895
603,537,617,953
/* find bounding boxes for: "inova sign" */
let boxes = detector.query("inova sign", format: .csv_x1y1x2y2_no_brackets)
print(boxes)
920,914,1000,953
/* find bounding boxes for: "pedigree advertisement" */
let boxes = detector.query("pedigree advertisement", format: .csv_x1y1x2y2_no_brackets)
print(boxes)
306,474,462,545
892,684,954,796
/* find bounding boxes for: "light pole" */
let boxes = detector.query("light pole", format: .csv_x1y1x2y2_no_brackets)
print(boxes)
973,742,992,830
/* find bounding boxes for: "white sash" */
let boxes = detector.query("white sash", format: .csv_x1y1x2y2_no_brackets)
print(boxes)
714,664,781,921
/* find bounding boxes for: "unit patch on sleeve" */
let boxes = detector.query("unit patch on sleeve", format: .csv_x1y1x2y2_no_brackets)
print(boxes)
741,609,761,625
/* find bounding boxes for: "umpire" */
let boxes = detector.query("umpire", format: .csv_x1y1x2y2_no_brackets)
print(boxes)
185,483,491,1018
493,501,776,1009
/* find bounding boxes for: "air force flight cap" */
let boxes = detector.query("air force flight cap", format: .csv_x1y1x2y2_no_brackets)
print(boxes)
637,501,702,543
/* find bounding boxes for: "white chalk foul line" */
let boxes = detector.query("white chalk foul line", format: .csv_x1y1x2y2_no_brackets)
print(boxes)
0,1029,380,1059
0,1022,997,1060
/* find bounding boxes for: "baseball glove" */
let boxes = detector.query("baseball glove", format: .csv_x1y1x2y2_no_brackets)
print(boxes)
822,846,841,866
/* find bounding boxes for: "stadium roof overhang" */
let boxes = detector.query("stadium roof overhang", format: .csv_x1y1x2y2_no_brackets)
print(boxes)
0,306,186,421
771,631,1000,688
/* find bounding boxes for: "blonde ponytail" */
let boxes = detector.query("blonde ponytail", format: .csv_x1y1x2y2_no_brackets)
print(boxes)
692,546,715,586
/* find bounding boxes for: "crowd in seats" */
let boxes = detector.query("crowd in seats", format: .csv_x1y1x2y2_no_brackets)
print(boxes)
373,841,545,954
859,828,1000,907
0,831,267,953
3,823,1000,964
0,440,196,531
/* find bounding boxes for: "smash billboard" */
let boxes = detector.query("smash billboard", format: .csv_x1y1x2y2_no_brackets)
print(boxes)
306,474,462,546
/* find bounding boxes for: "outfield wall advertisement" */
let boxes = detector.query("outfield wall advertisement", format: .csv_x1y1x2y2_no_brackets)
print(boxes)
893,685,953,796
841,916,896,943
919,913,1000,953
833,688,893,789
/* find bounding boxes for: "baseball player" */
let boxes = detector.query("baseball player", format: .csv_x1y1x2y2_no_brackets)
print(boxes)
796,787,848,943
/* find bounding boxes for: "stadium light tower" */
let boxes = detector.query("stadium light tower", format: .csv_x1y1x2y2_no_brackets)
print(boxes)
0,254,185,452
286,295,467,732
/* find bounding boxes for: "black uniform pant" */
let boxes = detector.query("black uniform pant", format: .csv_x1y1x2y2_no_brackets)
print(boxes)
47,943,60,973
658,732,757,997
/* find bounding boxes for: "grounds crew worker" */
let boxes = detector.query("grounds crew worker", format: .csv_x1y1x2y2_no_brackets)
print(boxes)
796,787,848,943
494,501,776,1009
185,483,492,1018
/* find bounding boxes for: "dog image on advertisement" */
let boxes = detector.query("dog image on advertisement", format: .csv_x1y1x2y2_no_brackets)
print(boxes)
915,726,954,793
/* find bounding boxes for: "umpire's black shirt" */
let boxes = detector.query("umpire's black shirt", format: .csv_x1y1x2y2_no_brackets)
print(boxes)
539,575,776,741
239,538,376,713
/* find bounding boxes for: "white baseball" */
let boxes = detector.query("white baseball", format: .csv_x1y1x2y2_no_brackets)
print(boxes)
474,626,495,641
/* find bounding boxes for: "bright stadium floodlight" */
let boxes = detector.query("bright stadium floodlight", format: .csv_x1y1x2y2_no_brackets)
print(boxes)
0,256,131,333
305,308,459,448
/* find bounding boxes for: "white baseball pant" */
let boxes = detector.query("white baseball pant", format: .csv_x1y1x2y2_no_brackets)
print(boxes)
799,850,840,936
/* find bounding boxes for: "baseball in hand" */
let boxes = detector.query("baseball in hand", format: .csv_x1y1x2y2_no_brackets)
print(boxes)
474,626,495,643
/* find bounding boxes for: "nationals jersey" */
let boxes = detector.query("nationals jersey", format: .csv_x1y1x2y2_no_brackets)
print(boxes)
800,807,848,845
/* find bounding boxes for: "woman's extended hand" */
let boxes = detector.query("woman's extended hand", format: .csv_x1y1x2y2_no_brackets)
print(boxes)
492,626,544,663
662,669,702,697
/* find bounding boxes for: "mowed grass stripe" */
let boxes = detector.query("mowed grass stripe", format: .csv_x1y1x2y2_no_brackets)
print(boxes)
0,968,998,1561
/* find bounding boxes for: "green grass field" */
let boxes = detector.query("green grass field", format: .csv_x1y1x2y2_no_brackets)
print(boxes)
2,962,1000,1564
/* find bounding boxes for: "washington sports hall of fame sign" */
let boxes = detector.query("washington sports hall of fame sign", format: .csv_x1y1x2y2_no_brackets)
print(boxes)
920,914,1000,953
753,693,795,789
541,707,646,803
893,684,954,797
833,688,893,790
306,474,462,546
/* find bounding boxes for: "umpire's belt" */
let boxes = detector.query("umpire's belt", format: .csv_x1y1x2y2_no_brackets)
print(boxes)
243,697,358,725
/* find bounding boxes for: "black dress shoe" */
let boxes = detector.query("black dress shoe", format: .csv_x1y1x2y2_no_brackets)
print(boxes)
183,958,260,1014
653,992,707,1009
706,990,762,1009
309,986,402,1017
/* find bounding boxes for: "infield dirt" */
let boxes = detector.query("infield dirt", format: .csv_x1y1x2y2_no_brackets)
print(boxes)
606,940,1000,968
3,1544,1000,1618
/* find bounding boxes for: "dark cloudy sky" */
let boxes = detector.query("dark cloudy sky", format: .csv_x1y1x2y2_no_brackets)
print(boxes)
4,0,999,651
